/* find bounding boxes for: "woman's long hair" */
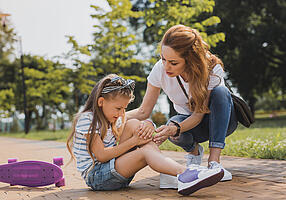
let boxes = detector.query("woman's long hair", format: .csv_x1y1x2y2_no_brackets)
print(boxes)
66,74,134,165
161,24,223,113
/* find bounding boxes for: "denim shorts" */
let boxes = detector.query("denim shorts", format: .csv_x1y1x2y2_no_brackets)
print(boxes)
85,158,134,191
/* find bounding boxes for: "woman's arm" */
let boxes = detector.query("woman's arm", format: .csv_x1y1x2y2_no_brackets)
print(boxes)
153,91,211,144
91,133,150,163
126,83,160,120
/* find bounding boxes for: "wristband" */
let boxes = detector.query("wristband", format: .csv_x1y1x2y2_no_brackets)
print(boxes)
170,120,181,137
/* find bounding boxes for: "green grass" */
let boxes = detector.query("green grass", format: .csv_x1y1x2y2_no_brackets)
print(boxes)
1,115,286,160
0,129,69,142
159,116,286,160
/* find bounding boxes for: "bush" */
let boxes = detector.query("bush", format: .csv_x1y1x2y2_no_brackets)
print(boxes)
151,111,167,127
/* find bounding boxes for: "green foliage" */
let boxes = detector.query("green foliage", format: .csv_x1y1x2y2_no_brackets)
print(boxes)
63,36,99,114
0,88,14,116
132,0,225,48
90,0,147,109
91,0,145,75
0,18,17,116
213,0,286,112
255,91,286,111
11,55,72,130
20,55,70,108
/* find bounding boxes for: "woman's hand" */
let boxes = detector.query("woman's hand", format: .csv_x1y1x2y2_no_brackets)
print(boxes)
137,120,155,139
153,124,177,145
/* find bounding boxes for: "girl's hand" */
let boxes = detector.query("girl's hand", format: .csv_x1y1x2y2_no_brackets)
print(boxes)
153,125,177,145
132,132,152,146
137,120,155,140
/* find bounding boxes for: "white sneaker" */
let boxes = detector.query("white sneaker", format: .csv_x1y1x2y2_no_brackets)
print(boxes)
208,161,232,181
177,166,224,195
185,144,204,166
159,173,177,189
160,144,204,189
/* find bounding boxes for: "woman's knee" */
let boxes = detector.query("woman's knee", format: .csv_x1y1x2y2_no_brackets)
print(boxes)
210,86,231,103
211,86,229,97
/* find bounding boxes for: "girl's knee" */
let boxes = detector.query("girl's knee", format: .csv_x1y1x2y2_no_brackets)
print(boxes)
124,119,141,131
140,141,160,151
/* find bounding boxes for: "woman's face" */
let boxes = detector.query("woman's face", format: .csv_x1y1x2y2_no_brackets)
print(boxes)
161,45,186,77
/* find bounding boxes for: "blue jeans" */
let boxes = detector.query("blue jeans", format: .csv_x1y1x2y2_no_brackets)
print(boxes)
168,86,238,152
85,158,134,191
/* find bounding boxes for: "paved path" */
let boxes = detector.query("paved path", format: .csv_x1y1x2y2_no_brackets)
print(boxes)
0,137,285,200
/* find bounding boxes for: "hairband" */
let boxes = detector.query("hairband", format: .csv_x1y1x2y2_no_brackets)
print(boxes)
101,76,135,94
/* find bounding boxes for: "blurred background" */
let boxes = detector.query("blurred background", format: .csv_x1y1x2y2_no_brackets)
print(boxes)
0,0,285,159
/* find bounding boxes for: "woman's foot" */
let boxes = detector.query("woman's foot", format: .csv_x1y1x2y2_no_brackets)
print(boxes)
185,144,204,166
208,161,232,181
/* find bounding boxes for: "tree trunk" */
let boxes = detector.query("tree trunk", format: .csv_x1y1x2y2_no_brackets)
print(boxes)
25,110,32,134
248,96,256,118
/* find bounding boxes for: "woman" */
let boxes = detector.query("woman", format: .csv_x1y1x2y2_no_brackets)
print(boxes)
126,25,238,188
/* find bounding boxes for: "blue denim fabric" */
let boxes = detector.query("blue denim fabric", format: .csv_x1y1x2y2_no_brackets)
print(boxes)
85,158,134,191
168,86,238,152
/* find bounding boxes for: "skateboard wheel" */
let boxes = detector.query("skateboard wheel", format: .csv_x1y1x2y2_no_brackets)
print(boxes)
55,177,65,187
8,158,17,163
53,157,64,166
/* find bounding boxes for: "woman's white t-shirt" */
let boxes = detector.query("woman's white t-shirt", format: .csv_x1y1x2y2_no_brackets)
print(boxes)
147,60,225,115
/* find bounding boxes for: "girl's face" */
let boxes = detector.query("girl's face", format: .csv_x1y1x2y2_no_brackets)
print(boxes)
98,95,130,123
161,45,186,77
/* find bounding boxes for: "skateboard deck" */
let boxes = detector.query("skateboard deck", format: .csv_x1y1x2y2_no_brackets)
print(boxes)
0,160,64,187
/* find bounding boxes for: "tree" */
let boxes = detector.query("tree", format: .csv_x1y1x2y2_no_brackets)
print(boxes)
90,0,147,109
213,0,286,113
131,0,225,116
62,36,99,119
14,55,71,131
131,0,224,47
0,16,17,117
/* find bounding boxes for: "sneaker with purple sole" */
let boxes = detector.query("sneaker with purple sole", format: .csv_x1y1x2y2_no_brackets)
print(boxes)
177,167,224,195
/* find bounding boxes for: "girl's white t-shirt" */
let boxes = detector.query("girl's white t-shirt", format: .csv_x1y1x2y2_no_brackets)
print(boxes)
147,60,225,115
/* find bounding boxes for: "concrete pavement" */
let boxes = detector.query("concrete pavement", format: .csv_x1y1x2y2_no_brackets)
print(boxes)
0,137,285,200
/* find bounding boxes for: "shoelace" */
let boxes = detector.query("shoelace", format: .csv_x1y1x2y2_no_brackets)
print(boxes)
187,164,208,171
208,161,222,169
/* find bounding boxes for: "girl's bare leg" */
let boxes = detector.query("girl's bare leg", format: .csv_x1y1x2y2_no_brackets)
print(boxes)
118,119,138,144
115,119,186,178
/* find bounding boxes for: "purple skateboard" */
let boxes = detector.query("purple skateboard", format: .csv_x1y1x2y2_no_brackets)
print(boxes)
0,158,65,187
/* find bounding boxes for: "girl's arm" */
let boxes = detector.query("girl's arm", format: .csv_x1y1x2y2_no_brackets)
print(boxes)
91,132,150,163
126,83,160,120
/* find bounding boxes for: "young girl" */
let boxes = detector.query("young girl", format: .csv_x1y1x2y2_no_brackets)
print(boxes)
67,74,223,195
